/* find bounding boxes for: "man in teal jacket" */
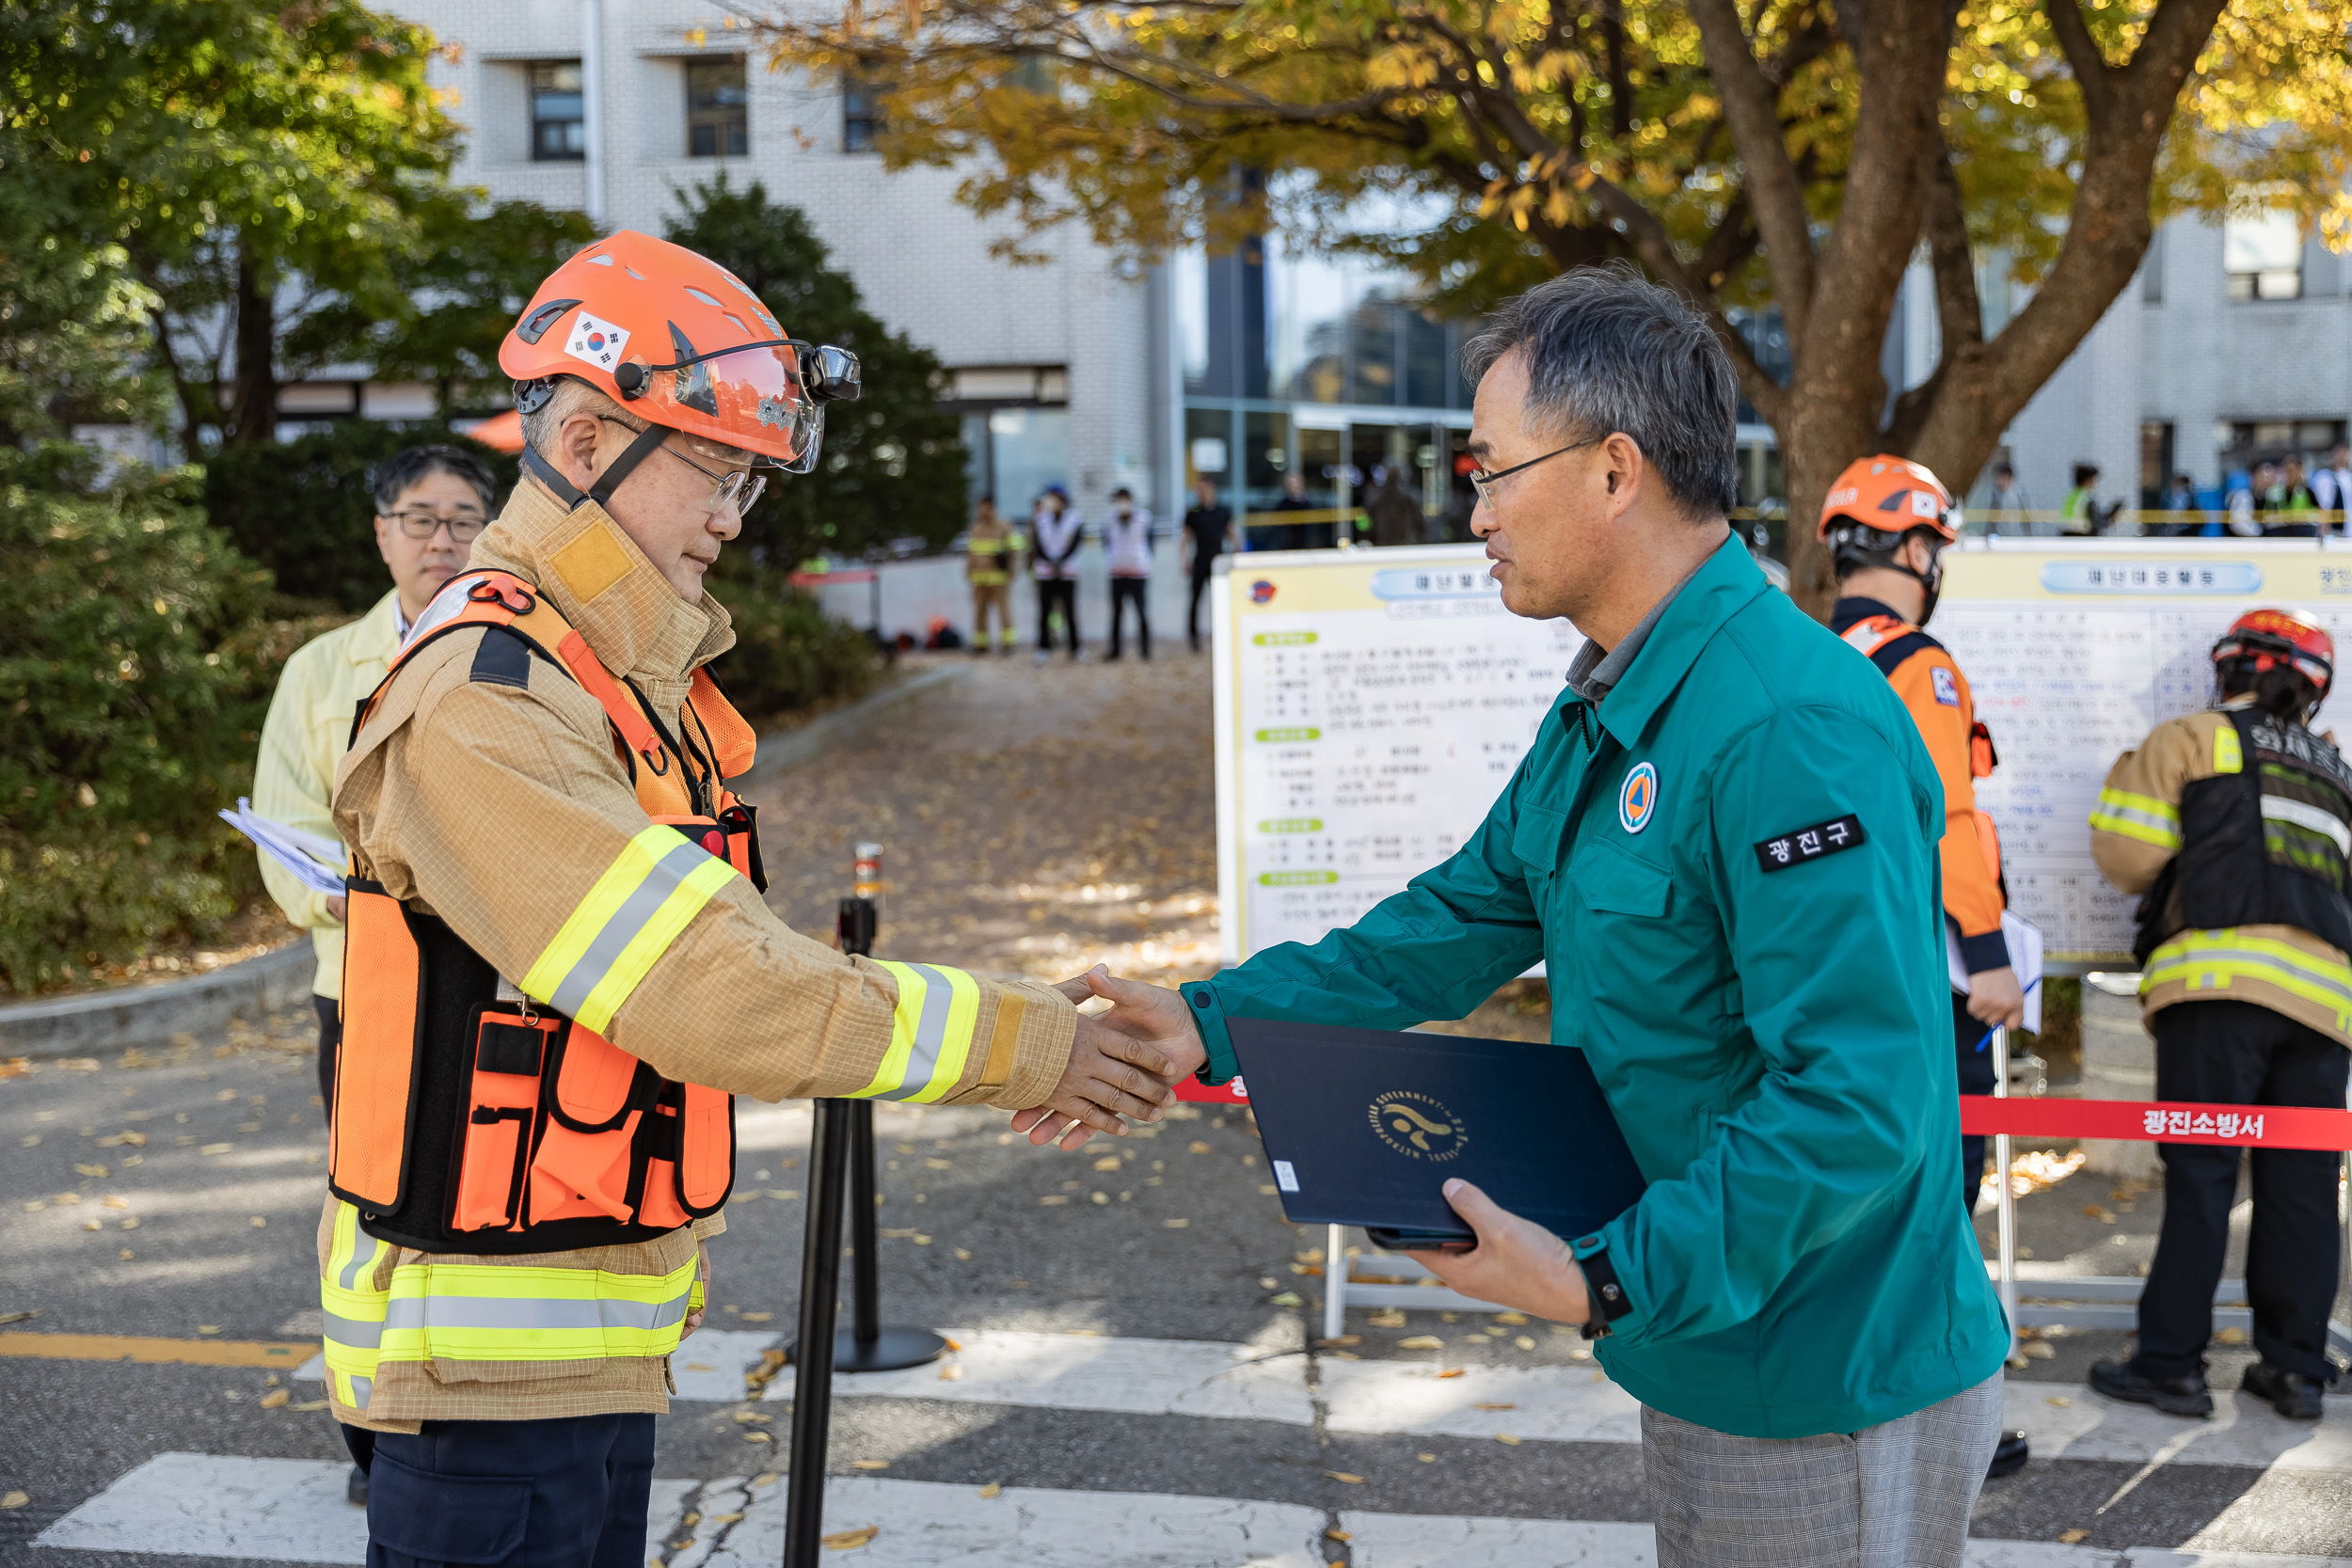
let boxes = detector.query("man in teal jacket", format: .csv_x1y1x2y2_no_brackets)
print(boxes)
1034,270,2010,1566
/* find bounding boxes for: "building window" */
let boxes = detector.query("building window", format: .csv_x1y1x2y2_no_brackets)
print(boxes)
530,62,586,161
685,57,748,157
842,68,887,152
2225,209,2301,301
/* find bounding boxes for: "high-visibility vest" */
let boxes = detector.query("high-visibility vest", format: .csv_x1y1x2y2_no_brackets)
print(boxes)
328,569,750,1256
968,528,1022,587
1839,612,2006,886
2125,706,2352,967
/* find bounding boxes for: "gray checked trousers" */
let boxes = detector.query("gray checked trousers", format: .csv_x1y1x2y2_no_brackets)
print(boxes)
1642,1373,2003,1568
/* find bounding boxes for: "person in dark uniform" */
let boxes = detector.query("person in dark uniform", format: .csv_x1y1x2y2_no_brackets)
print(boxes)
2088,609,2352,1422
1182,478,1236,653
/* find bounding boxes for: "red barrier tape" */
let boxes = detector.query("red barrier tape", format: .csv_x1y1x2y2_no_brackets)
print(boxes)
1960,1095,2352,1151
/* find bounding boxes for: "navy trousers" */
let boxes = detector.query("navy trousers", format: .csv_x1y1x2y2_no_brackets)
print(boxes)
1953,992,1996,1214
363,1414,655,1568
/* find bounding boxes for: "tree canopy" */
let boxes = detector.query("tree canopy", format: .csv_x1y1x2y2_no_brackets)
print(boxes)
747,0,2352,609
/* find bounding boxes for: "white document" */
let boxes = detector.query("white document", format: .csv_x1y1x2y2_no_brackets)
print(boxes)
1947,911,2044,1035
218,798,345,897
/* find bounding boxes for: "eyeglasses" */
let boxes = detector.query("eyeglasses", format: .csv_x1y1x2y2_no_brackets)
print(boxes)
1468,436,1602,509
597,416,765,515
385,509,488,542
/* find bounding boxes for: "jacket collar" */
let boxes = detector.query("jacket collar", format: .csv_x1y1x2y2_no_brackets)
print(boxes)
1591,531,1769,749
1829,595,1903,636
350,588,408,664
468,475,735,684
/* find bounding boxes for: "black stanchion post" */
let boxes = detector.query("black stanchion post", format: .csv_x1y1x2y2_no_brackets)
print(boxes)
780,846,949,1566
781,1100,850,1568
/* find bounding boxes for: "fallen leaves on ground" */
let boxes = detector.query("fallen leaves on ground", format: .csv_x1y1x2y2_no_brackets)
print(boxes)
977,1482,1002,1498
2058,1529,2090,1544
1475,1402,1517,1411
849,1459,889,1471
1323,1470,1364,1484
1396,1336,1443,1350
0,1492,25,1509
1495,1433,1522,1446
259,1389,290,1408
2046,1395,2072,1407
1162,1217,1189,1228
821,1525,880,1549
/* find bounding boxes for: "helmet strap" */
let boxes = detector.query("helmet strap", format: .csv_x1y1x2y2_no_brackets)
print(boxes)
521,421,671,513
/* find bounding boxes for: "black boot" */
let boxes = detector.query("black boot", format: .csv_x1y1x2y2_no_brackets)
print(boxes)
1986,1430,2029,1478
2089,1357,2213,1417
2241,1361,2328,1421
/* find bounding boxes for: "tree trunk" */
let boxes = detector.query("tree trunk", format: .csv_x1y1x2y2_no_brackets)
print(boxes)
226,238,277,448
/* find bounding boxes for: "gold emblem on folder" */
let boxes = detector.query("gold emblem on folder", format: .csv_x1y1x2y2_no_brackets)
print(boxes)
1368,1090,1466,1162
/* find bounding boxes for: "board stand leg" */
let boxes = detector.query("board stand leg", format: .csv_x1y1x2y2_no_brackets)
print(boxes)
1994,1023,2017,1365
834,1096,947,1372
1321,1222,1346,1341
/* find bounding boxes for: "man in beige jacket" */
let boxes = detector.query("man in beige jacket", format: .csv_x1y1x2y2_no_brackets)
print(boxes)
321,230,1201,1563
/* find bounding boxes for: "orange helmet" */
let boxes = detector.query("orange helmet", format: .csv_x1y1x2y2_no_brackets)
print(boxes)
2213,608,2333,699
1816,454,1960,547
498,230,859,484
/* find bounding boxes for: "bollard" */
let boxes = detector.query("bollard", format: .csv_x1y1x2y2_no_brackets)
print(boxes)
780,844,948,1568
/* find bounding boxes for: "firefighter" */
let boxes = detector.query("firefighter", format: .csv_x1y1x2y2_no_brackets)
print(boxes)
2086,608,2351,1422
1820,456,2026,1210
966,496,1024,654
318,230,1181,1560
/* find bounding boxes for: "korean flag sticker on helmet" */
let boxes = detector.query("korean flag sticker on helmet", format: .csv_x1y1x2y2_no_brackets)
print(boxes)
564,310,630,372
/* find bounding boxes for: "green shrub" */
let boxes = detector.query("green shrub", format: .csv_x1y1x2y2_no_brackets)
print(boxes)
707,565,882,723
202,422,519,613
0,444,315,994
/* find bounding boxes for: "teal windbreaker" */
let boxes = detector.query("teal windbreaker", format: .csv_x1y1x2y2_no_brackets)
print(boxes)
1184,534,2010,1438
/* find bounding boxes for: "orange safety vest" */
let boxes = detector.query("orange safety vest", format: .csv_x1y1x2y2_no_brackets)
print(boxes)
328,569,750,1254
1839,611,2007,891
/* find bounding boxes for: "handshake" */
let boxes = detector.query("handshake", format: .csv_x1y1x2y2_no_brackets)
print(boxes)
1009,965,1210,1151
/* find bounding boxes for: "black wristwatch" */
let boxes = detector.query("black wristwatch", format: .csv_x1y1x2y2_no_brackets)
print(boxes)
1576,1240,1633,1341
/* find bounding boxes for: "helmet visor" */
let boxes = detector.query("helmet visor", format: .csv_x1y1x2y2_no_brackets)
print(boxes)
632,338,826,473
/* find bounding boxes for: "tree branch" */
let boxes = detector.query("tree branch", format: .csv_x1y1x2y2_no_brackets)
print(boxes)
1922,133,1981,353
1685,0,1819,341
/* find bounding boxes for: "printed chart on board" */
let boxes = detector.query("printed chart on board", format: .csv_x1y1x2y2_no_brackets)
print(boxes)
1210,546,1584,962
1932,544,2352,966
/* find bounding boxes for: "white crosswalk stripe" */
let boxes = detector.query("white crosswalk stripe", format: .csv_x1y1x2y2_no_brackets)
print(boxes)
47,1331,2352,1563
40,1456,2352,1568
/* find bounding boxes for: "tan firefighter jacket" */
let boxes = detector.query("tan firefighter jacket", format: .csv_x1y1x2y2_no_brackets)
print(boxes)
317,474,1078,1430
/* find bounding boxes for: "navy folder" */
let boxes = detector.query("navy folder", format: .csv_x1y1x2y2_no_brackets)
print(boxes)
1228,1017,1648,1243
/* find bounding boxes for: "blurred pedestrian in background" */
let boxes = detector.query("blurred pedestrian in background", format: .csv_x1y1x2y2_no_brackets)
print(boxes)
2313,442,2352,533
1030,483,1084,662
1183,478,1235,653
2225,465,2265,536
2263,454,2321,537
2157,472,2201,535
964,497,1023,656
2062,462,2106,534
253,443,496,1117
1365,463,1422,546
1268,467,1318,550
1103,486,1153,661
250,440,496,1508
1984,461,2037,532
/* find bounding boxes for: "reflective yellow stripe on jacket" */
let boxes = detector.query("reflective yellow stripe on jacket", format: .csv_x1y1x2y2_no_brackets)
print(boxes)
522,825,737,1033
2089,786,2183,851
850,959,982,1102
322,1200,389,1411
2144,927,2352,1034
320,1200,699,1411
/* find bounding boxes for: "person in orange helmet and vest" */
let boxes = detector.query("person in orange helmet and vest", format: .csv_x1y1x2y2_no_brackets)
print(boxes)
1820,457,2026,1198
1821,455,2030,1480
2084,608,2350,1423
318,230,1203,1562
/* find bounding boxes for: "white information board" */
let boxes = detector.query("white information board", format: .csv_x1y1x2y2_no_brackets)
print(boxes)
1212,538,2352,971
1211,546,1583,962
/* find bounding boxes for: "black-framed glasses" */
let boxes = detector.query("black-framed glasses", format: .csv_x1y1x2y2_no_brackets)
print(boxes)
385,508,489,542
1468,436,1602,509
596,416,766,515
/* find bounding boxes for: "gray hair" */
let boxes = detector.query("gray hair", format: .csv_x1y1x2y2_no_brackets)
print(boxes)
1463,265,1740,519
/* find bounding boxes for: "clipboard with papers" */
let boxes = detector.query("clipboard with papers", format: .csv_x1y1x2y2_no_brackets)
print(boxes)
218,799,345,898
1947,910,2045,1034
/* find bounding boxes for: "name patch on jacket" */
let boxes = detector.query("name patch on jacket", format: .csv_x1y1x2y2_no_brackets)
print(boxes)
1755,815,1866,872
1931,666,1960,707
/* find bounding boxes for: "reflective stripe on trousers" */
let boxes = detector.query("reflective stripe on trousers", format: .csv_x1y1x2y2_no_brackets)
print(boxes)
319,1201,699,1407
2143,927,2352,1034
850,959,982,1102
521,824,737,1033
